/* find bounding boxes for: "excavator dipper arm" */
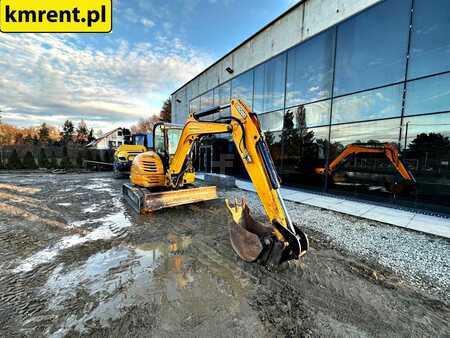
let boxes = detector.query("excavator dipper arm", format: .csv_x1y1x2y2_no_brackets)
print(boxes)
168,99,308,266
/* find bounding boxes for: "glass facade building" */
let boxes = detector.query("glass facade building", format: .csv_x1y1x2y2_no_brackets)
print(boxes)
186,0,450,214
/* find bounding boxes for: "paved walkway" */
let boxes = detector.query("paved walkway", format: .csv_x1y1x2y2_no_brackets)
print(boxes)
197,173,450,239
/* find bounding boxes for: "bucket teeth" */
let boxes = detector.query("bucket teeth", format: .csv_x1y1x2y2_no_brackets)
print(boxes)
226,198,272,262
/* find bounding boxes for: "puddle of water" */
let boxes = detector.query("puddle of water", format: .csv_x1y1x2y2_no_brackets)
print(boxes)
82,203,101,214
14,209,133,273
84,181,114,194
44,238,187,337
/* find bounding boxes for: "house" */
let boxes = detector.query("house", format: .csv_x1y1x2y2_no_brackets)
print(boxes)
86,128,131,150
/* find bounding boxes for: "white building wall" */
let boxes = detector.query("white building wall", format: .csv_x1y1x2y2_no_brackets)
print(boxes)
171,0,382,123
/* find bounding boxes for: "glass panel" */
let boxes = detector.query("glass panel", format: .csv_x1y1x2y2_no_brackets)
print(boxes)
264,54,286,113
214,82,231,118
263,131,283,169
332,84,403,124
408,0,450,79
259,110,284,132
253,63,264,113
286,29,335,106
199,90,214,121
154,125,165,155
200,90,214,110
402,113,450,212
330,119,401,157
404,73,450,116
286,100,331,128
134,135,146,146
253,54,286,113
328,118,403,200
167,129,182,155
280,123,329,190
334,0,410,95
189,97,200,115
231,70,254,109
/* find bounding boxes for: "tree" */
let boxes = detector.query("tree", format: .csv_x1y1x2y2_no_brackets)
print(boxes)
160,98,172,122
75,120,89,144
7,149,22,169
131,115,160,133
22,151,37,169
87,129,96,143
38,123,50,144
38,148,49,168
62,120,74,144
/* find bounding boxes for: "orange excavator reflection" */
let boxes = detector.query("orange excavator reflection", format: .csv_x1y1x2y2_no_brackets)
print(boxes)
316,143,416,194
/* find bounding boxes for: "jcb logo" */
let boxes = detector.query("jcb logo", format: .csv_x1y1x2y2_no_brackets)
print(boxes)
236,105,247,120
0,0,112,33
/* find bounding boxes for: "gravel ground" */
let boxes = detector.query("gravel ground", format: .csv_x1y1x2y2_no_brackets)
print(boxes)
223,189,450,302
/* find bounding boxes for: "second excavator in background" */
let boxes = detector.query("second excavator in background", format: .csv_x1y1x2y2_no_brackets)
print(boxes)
123,99,308,268
315,143,416,194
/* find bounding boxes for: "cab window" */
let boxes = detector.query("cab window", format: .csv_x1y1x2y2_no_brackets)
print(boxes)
154,125,165,154
167,129,182,155
133,135,146,146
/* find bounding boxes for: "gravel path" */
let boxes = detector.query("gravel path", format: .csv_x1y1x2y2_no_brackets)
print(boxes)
222,189,450,302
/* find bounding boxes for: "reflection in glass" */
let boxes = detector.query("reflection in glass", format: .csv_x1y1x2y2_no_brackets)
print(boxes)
263,131,282,168
287,100,331,128
280,109,329,189
402,113,450,211
402,113,450,151
253,54,286,113
330,119,401,159
214,82,231,118
405,73,450,116
332,84,403,124
200,90,214,121
259,110,284,132
189,97,200,115
253,64,265,113
231,70,254,109
200,90,214,110
334,0,410,95
408,0,450,79
286,29,335,106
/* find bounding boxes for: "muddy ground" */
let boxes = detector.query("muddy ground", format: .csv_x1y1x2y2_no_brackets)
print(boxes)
0,172,448,337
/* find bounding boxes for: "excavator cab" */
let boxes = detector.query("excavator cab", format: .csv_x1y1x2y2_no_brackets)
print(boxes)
152,123,184,169
113,132,153,178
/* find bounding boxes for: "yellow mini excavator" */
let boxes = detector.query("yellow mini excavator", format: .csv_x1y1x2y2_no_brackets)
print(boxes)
123,99,308,267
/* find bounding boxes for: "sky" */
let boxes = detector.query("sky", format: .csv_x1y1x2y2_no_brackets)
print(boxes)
0,0,298,132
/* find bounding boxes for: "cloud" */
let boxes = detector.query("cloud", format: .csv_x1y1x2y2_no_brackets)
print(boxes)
0,33,213,130
140,18,155,28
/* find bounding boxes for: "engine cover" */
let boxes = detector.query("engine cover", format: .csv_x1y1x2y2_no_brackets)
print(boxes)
130,151,166,188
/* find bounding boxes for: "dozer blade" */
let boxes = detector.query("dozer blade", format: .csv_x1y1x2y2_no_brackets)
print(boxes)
123,183,218,213
226,198,273,262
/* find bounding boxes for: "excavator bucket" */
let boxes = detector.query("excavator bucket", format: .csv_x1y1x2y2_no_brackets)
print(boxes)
226,198,273,262
123,183,218,213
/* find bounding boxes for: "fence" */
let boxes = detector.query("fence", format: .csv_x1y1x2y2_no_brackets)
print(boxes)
0,144,114,169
